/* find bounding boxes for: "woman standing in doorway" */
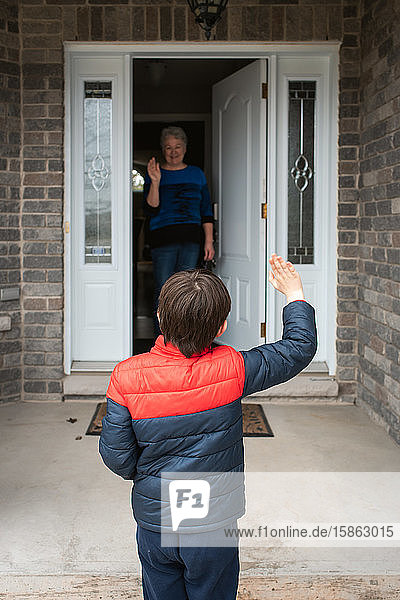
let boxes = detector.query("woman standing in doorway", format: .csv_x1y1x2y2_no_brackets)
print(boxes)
144,126,215,336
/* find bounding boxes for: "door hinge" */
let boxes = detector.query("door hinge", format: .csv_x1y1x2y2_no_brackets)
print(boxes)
262,82,268,99
64,221,70,234
260,322,266,338
212,202,218,221
261,203,267,219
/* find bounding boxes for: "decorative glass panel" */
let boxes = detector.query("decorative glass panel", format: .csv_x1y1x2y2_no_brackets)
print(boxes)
288,81,315,264
84,81,112,264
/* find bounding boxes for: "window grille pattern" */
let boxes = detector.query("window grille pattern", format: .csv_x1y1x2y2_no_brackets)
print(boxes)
288,81,316,265
84,81,112,264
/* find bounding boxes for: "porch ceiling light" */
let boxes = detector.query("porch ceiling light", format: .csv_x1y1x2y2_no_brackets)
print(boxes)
187,0,229,41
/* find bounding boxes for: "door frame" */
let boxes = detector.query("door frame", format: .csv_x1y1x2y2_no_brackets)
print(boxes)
64,43,339,375
64,52,132,373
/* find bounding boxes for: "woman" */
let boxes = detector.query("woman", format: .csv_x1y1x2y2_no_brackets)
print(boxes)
144,126,215,336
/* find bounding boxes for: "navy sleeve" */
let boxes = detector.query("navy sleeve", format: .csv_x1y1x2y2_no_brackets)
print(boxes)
143,171,160,217
240,301,317,397
99,397,139,480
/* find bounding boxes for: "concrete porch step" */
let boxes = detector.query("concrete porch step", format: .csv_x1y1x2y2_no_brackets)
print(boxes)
247,372,340,403
63,372,111,401
63,368,340,403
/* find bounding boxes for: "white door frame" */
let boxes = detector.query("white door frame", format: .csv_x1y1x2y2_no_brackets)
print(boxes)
64,42,339,375
64,52,132,373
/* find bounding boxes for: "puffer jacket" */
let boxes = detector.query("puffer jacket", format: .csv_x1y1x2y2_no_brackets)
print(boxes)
99,300,317,532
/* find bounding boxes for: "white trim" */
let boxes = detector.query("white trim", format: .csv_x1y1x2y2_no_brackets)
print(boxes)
123,54,133,360
68,55,131,363
266,54,277,342
63,50,72,375
258,58,268,343
327,50,339,376
64,42,341,58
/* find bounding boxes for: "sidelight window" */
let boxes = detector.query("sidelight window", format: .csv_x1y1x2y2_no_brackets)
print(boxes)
287,80,316,265
84,81,112,264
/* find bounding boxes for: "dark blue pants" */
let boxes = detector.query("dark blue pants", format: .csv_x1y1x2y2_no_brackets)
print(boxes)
151,242,200,336
136,525,239,600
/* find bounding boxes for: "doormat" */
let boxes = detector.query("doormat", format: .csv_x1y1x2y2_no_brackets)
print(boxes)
241,403,274,437
86,402,107,436
86,402,273,437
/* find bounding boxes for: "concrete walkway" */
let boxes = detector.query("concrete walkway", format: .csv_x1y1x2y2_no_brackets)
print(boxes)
1,400,400,598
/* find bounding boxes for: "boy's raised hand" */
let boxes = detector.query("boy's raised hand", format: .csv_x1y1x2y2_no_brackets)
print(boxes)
268,253,305,304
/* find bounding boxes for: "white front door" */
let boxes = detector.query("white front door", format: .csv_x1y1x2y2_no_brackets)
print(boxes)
212,60,267,349
70,56,131,362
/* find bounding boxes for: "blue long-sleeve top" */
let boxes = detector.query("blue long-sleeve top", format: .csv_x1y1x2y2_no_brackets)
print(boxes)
143,165,214,248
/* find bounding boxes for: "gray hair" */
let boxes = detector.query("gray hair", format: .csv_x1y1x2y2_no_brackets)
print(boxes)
160,126,187,148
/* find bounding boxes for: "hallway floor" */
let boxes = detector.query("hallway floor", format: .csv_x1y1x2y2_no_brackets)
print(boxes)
1,400,399,598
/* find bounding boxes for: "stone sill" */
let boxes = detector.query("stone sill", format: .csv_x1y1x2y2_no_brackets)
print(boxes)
63,369,339,402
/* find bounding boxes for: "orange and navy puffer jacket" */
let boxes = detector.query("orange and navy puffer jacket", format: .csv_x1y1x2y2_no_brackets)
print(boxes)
99,300,317,533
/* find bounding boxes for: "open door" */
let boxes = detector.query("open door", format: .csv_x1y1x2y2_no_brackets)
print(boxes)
212,60,267,350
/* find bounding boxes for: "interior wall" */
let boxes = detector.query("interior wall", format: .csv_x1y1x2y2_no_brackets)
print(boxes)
133,59,253,114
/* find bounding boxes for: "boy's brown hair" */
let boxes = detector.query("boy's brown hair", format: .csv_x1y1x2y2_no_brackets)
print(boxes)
158,269,231,358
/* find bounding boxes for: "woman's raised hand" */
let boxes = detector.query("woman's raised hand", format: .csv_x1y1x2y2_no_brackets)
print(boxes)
147,157,161,185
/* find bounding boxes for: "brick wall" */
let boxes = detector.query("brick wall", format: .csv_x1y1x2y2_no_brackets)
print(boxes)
358,0,400,443
0,0,22,403
4,0,361,405
21,3,64,401
337,1,362,403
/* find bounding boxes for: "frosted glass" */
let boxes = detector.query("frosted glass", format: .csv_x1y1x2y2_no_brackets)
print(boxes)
84,81,112,264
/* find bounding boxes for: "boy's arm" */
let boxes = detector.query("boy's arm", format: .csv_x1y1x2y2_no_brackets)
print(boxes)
240,254,317,397
99,369,139,480
241,301,317,397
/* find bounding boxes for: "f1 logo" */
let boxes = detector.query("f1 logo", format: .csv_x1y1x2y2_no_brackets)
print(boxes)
169,480,210,531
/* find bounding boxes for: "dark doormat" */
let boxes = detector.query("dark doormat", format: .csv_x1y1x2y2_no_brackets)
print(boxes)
86,402,107,436
86,402,274,437
241,403,274,437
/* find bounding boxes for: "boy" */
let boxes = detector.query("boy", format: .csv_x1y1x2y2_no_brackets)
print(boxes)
99,254,317,600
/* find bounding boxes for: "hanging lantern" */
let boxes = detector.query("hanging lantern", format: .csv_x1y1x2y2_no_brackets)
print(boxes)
187,0,229,41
